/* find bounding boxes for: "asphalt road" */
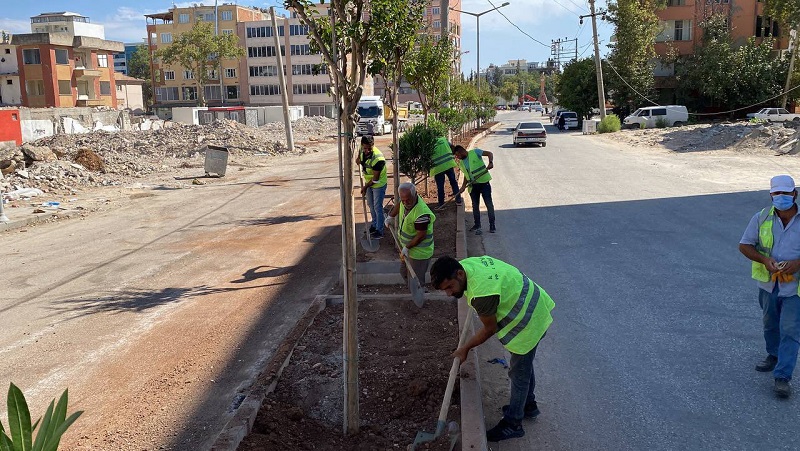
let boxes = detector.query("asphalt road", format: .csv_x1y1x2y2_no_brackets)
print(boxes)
474,110,800,450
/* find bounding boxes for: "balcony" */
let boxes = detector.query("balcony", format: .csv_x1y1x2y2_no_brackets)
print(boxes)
74,67,102,78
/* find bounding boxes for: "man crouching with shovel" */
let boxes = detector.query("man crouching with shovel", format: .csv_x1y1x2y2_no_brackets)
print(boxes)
430,255,555,442
385,182,435,307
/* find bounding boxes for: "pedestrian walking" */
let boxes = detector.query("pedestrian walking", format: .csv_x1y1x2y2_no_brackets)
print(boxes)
356,135,387,239
429,137,462,210
558,114,565,131
385,182,435,300
430,255,555,442
453,144,495,235
739,175,800,398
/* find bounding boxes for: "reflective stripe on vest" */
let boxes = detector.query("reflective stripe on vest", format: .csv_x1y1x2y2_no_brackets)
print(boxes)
753,206,775,283
362,147,387,189
429,137,456,177
399,195,436,260
498,276,541,346
457,150,491,192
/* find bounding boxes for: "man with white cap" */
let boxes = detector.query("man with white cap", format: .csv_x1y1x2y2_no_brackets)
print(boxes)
739,175,800,398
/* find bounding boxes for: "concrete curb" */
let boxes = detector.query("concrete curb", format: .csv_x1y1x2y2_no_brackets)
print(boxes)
210,295,328,451
0,209,78,232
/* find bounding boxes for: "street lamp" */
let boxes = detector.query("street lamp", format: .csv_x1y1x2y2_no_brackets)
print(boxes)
450,2,509,92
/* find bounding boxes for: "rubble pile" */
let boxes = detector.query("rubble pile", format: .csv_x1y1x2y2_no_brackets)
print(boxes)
599,123,759,152
0,116,338,196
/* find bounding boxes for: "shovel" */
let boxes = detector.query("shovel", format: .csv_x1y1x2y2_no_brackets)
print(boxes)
387,225,426,307
356,165,380,253
411,312,473,450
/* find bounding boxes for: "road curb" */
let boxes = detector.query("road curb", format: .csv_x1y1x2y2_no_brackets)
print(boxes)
0,210,77,232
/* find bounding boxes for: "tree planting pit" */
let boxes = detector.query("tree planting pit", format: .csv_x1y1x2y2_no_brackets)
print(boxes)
238,298,461,451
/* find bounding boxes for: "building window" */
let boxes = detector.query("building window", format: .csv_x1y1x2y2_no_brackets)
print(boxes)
225,68,236,78
221,10,233,21
57,80,71,95
156,87,180,101
4,48,9,54
208,69,218,79
222,29,234,35
666,0,684,5
179,13,190,23
248,46,267,57
55,49,69,65
292,83,331,95
433,20,441,29
246,26,284,38
197,12,216,22
204,85,222,100
100,81,111,95
291,44,312,56
6,80,12,85
97,54,108,68
183,86,197,100
161,33,173,44
432,7,440,15
117,84,122,91
184,70,194,79
290,24,309,36
250,84,281,96
25,80,44,96
292,63,326,75
22,49,41,65
250,65,279,77
226,85,239,99
164,71,175,80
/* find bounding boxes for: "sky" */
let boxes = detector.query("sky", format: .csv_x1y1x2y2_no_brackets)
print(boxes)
0,0,614,75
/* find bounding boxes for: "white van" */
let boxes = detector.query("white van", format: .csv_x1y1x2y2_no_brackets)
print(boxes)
522,101,543,113
623,105,688,129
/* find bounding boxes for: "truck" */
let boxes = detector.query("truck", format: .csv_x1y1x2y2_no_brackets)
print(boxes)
356,96,409,135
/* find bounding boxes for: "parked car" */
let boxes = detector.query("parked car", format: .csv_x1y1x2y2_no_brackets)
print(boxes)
754,108,800,122
513,121,547,147
747,108,769,119
623,105,688,129
556,111,579,130
551,109,565,124
529,101,544,113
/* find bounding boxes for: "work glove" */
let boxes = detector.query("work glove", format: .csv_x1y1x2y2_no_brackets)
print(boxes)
401,246,410,258
385,215,395,227
771,272,796,283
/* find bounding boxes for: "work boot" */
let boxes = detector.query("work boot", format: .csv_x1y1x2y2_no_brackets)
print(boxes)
369,225,376,233
475,228,483,236
490,225,497,233
502,402,540,419
469,224,481,232
756,355,778,372
486,418,524,442
370,230,383,239
775,378,791,398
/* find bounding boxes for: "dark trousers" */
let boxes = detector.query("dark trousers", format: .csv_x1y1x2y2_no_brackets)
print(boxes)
469,182,495,228
505,344,538,424
434,167,462,206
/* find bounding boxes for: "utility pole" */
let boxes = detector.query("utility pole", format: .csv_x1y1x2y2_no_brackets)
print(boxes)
581,0,606,119
270,7,294,151
782,28,797,110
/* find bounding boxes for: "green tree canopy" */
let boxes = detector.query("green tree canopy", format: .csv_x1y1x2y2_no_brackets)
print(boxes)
155,21,244,106
555,58,598,119
127,45,152,107
405,35,453,121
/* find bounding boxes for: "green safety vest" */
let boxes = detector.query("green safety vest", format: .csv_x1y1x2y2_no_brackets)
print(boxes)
429,137,456,177
361,147,387,189
398,195,436,260
462,256,554,355
456,149,492,193
752,206,800,293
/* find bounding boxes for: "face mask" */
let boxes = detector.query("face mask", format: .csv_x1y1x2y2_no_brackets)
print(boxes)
772,194,795,211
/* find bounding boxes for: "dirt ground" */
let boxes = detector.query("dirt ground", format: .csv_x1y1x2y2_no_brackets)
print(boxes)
238,299,460,451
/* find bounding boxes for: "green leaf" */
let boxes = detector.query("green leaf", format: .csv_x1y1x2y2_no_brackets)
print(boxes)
0,430,14,451
41,412,82,451
31,400,54,451
7,383,33,451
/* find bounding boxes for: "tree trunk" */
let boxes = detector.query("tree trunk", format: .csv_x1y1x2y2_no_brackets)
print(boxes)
391,84,400,202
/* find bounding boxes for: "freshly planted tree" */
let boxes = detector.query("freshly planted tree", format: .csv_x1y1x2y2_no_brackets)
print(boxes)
405,35,453,122
398,123,437,185
155,21,244,106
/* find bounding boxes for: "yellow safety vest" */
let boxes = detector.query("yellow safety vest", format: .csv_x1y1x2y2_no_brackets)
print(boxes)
361,147,387,189
456,149,491,193
429,137,456,177
462,256,554,355
399,195,436,260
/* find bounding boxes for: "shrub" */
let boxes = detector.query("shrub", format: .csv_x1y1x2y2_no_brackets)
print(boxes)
437,108,466,134
597,114,621,133
398,123,437,184
0,383,83,451
655,117,669,128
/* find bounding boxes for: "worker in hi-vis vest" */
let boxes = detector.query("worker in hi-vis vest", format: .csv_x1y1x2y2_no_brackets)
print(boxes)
429,137,462,210
739,175,800,399
430,255,555,442
385,182,435,303
356,134,388,239
453,144,496,235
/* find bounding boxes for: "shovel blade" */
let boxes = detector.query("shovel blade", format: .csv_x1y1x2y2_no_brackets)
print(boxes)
360,234,380,252
410,277,425,308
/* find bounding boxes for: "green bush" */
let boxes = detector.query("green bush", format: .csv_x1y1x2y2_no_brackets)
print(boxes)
0,383,83,451
437,108,466,134
597,114,621,133
655,117,668,128
398,123,437,184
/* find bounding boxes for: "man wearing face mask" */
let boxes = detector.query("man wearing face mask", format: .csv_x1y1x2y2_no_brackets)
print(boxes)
739,175,800,398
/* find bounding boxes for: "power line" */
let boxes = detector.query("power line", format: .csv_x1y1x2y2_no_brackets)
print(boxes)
604,60,800,116
484,0,551,48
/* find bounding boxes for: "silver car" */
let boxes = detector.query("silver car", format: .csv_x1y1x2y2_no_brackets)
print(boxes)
513,121,547,147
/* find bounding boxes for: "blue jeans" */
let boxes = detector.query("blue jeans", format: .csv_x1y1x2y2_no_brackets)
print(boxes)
504,344,538,424
759,286,800,380
469,182,495,228
434,168,462,206
365,184,386,235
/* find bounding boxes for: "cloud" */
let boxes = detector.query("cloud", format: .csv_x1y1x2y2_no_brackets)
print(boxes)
0,18,31,35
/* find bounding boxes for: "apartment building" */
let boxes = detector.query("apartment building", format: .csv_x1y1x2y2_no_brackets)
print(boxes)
145,4,267,111
485,59,558,78
0,31,21,106
113,42,146,75
653,0,790,98
10,12,123,108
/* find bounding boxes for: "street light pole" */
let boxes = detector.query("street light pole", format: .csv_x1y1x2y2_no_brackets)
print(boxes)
450,2,510,93
580,0,607,120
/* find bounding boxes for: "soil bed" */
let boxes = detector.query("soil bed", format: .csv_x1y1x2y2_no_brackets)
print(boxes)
451,122,498,148
238,299,460,451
